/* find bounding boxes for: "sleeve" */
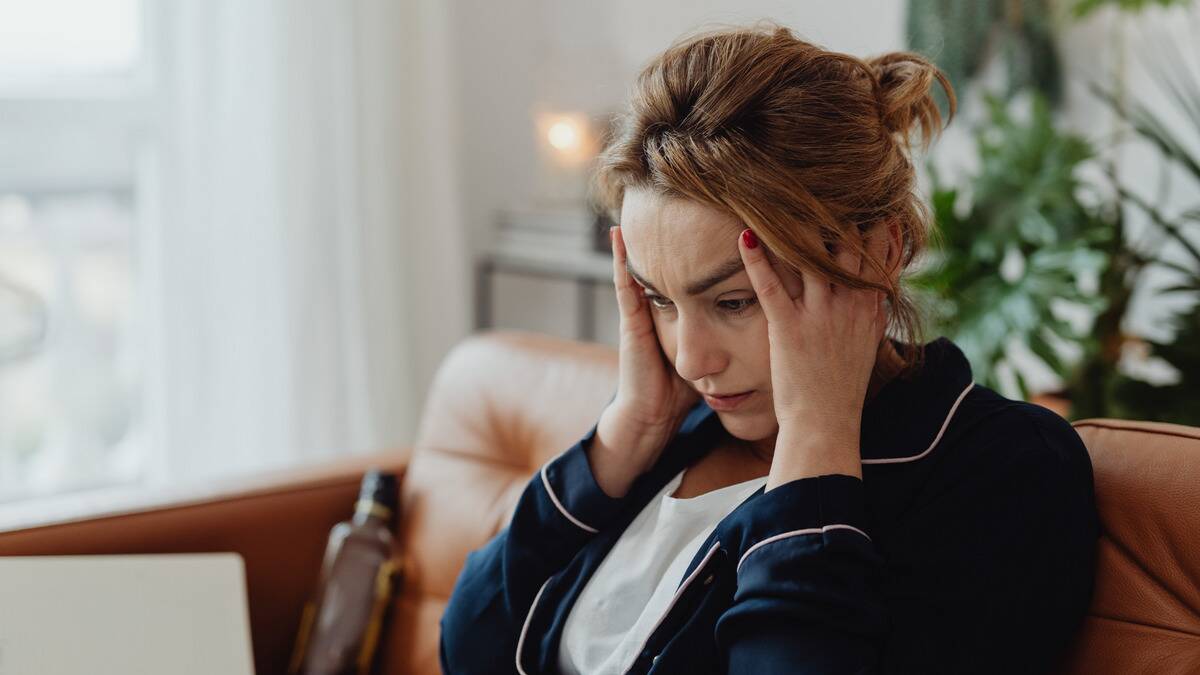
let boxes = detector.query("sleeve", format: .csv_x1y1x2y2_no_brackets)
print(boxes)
713,406,1100,675
439,420,634,674
713,473,889,674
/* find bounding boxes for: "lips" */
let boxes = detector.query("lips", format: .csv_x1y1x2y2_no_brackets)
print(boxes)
702,390,754,411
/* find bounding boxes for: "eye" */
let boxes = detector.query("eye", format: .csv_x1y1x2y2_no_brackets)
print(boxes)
718,298,757,317
645,294,675,311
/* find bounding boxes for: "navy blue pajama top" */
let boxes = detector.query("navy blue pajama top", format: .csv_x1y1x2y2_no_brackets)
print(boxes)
439,337,1100,674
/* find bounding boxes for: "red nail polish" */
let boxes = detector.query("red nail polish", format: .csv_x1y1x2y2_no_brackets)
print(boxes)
741,229,758,249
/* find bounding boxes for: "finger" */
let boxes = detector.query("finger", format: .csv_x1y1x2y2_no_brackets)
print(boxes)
833,233,863,291
839,242,882,322
610,227,645,321
837,244,861,277
859,224,884,285
799,260,829,308
764,246,804,301
737,228,794,326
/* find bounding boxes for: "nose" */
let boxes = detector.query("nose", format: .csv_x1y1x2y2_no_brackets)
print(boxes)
671,312,727,384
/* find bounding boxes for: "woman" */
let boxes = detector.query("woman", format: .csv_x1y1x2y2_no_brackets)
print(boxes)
441,22,1098,674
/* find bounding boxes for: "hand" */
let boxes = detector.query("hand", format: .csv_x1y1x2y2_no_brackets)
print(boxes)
590,226,701,497
736,228,887,485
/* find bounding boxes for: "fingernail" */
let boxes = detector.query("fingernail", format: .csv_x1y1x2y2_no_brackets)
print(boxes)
741,229,758,249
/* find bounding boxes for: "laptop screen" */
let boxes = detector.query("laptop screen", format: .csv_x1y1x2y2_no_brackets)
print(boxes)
0,553,256,675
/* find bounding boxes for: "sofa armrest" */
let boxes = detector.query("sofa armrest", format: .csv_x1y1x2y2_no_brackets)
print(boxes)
0,450,409,675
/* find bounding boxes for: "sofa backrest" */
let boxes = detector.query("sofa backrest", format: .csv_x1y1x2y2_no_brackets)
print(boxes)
382,332,618,673
384,331,1200,674
1057,419,1200,674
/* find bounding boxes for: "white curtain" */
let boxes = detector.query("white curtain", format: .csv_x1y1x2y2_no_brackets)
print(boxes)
145,0,468,482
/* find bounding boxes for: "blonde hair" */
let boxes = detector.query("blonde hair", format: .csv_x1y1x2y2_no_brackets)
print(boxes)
591,21,956,375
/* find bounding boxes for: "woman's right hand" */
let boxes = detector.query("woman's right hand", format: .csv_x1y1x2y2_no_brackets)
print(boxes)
588,225,701,498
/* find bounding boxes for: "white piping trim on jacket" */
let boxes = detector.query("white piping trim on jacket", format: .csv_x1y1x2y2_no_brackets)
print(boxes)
628,540,723,668
541,464,599,534
515,577,552,675
736,524,872,573
512,382,975,667
860,381,975,465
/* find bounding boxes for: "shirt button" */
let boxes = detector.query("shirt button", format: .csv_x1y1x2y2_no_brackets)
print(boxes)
652,654,662,665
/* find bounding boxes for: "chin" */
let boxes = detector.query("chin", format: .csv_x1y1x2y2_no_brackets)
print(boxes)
714,410,778,442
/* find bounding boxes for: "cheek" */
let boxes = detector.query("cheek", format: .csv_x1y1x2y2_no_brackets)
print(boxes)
651,313,677,360
746,316,772,381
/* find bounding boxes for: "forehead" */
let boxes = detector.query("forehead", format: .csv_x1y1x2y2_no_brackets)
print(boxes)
619,188,743,270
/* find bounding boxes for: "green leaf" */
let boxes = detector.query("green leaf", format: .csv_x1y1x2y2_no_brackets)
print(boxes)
1160,284,1200,295
920,91,1114,395
1071,0,1193,19
1029,329,1066,375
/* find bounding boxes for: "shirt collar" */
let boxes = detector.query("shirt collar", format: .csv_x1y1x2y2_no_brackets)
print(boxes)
680,337,976,464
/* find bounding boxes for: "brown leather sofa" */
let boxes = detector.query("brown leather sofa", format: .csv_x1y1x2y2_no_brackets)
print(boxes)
1,331,1198,674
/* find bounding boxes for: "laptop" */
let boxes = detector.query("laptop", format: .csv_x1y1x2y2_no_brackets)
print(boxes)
0,553,256,675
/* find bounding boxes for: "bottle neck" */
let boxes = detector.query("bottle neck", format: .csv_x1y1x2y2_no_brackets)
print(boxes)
352,499,394,526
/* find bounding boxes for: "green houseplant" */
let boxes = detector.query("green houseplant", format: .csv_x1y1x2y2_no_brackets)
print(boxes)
1073,22,1200,424
907,0,1200,423
912,92,1111,400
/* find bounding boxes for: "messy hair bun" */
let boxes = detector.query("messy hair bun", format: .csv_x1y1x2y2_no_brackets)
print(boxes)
868,51,956,150
592,22,956,375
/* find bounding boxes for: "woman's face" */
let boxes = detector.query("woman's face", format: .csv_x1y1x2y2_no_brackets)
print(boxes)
619,187,781,443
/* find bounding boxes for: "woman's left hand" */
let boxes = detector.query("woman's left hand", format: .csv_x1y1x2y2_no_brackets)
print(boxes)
736,227,886,485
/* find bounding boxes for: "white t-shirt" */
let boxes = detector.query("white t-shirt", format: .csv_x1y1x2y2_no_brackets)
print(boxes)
557,468,768,675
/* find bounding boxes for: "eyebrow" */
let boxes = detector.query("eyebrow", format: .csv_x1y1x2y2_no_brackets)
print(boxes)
626,256,747,297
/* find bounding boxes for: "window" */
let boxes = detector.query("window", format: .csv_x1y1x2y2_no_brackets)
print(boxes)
0,0,152,503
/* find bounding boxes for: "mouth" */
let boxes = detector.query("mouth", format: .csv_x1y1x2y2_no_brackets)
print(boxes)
701,390,754,411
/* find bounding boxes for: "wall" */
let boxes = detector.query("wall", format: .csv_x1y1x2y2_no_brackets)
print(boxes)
441,0,1198,398
450,0,907,349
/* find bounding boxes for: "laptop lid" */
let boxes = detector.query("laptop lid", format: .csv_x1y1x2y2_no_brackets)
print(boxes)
0,553,256,675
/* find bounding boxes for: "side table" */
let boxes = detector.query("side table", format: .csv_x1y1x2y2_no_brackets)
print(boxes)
474,247,614,341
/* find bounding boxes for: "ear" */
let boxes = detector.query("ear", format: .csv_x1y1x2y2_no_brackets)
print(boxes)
864,218,903,284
